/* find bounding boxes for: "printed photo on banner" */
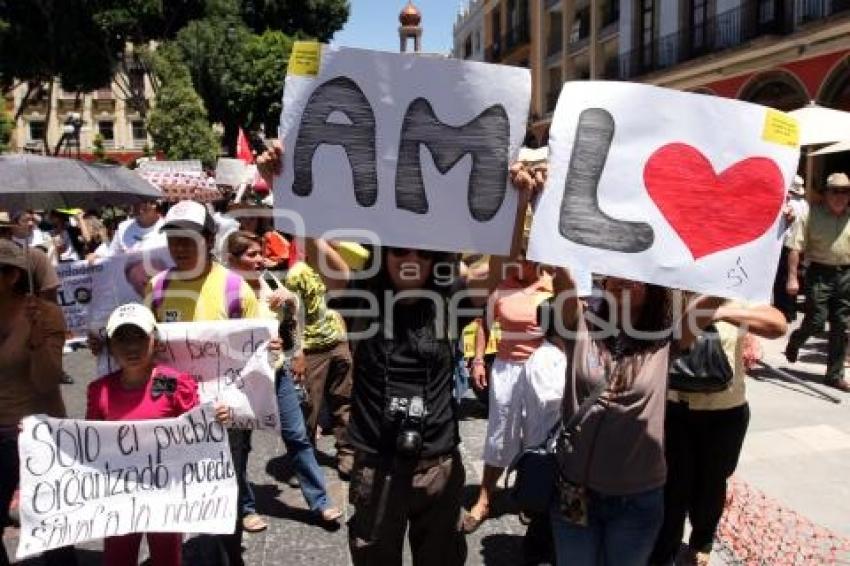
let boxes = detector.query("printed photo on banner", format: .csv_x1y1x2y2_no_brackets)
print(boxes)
275,43,532,255
98,319,280,432
528,81,801,302
16,404,237,559
55,260,101,337
88,246,174,330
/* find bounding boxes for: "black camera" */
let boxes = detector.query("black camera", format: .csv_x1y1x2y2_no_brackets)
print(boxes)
385,396,426,458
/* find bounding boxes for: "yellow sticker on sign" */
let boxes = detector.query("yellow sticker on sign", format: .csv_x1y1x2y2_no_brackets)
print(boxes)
762,109,800,147
289,41,322,76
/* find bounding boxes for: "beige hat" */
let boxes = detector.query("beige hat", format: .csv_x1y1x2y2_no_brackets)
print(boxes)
0,240,27,270
106,303,157,338
826,172,850,189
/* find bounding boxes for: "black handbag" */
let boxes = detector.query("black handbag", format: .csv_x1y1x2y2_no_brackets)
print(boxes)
668,323,734,393
506,369,609,515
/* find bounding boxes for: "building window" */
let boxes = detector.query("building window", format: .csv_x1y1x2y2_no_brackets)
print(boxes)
474,30,481,53
131,120,146,140
690,0,708,50
28,120,46,142
464,36,473,58
98,120,114,146
639,0,655,66
548,10,563,55
570,8,590,44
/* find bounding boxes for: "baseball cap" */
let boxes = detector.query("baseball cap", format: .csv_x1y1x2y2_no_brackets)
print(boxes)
161,200,216,234
106,303,157,338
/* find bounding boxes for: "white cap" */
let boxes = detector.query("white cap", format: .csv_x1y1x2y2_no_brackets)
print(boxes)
161,200,215,234
106,303,157,338
789,174,805,196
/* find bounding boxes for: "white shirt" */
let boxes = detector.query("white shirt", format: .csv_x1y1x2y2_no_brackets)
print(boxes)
55,229,80,262
517,340,566,453
783,197,810,247
106,217,166,256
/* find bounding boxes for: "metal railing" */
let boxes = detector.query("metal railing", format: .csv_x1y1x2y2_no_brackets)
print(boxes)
546,0,561,9
617,0,788,79
617,0,850,80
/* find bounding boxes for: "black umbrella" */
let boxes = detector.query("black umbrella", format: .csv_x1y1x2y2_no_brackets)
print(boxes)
0,154,162,210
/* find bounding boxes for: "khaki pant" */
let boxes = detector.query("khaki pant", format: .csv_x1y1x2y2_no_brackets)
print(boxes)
348,450,467,566
303,340,353,455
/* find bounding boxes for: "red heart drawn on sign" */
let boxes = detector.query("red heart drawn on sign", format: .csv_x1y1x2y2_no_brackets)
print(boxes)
643,143,785,260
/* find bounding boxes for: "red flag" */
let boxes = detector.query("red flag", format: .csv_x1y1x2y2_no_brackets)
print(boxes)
236,128,253,164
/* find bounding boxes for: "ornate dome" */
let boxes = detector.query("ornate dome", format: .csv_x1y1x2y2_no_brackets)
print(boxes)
399,1,421,27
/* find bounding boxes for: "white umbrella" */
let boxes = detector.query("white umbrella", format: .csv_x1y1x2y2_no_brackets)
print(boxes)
811,139,850,156
788,102,850,146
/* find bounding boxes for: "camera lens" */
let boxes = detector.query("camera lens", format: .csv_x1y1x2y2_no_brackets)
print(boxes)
396,429,423,457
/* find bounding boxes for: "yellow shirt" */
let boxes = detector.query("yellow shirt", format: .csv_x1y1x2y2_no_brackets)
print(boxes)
284,261,344,351
790,204,850,265
668,311,746,411
145,262,260,323
462,320,501,358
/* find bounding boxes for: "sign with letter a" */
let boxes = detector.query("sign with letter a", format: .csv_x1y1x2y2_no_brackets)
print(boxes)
275,44,531,254
529,81,800,301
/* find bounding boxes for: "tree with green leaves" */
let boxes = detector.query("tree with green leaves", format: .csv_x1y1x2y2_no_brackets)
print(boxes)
147,49,220,167
169,16,293,153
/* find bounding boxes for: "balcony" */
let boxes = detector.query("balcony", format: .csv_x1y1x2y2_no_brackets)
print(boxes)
797,0,850,22
546,0,562,9
617,0,850,80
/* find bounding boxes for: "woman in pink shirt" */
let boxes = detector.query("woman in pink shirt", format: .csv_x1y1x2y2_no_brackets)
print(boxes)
86,303,228,566
464,247,553,533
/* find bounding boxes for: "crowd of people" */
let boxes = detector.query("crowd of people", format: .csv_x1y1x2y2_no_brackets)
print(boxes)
0,143,846,566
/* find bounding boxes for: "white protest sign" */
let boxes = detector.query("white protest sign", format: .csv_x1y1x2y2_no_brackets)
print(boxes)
528,81,800,301
138,160,204,175
16,404,237,559
275,43,531,254
88,246,174,330
98,319,280,432
55,260,100,337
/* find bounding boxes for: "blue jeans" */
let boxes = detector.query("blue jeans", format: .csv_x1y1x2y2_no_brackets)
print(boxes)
550,486,664,566
229,429,256,516
277,365,331,512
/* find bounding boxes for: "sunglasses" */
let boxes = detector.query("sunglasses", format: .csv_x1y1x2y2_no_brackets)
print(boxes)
388,247,436,260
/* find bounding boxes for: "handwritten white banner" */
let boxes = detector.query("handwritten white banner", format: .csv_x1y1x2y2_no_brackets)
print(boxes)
529,81,800,301
98,320,280,432
275,44,531,254
17,404,237,559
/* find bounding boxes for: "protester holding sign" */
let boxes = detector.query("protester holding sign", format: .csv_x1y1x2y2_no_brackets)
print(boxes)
0,239,77,566
257,139,538,565
86,303,231,566
225,231,342,529
510,162,725,566
144,200,259,565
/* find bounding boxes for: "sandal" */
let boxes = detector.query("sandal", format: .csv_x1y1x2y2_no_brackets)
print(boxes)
242,513,268,533
318,507,343,523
